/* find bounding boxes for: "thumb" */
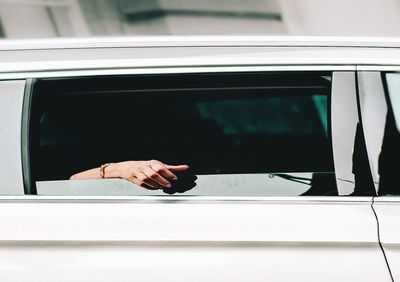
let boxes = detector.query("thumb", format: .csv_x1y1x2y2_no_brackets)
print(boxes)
166,164,190,172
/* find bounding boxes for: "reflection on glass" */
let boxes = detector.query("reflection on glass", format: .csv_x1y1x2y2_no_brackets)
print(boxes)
386,73,400,132
38,172,338,197
378,74,400,195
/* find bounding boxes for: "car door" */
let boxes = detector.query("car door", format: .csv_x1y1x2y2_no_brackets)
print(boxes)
358,68,400,281
0,68,391,282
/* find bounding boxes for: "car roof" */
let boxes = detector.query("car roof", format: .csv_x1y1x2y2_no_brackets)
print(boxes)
2,36,400,49
0,36,399,76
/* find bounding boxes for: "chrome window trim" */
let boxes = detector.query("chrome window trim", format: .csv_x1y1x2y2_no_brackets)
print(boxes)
1,36,400,51
358,66,400,71
374,197,400,203
2,48,400,75
0,195,373,204
0,59,373,73
0,65,356,80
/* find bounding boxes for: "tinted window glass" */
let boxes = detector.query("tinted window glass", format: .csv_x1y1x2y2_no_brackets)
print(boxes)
379,73,400,195
30,72,337,196
386,73,400,132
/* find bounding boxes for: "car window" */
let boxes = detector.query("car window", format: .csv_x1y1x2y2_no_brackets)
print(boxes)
29,72,338,196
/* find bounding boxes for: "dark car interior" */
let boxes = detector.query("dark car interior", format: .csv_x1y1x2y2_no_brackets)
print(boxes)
29,71,336,194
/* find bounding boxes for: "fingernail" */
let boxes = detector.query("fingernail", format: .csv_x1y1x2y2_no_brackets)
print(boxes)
172,177,178,180
166,183,171,188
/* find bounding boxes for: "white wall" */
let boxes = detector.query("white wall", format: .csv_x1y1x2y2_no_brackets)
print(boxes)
280,0,400,36
90,0,287,35
0,0,89,38
0,3,57,38
1,0,400,38
159,0,287,35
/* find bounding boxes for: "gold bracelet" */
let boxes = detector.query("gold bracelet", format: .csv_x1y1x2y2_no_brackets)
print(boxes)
100,163,113,179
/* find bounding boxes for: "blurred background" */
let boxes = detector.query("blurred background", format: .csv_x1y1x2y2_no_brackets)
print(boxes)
0,0,399,38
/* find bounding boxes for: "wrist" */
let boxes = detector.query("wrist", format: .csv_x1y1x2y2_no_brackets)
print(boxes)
100,163,119,179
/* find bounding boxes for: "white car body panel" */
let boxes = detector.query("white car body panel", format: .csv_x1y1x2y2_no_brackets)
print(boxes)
0,197,391,282
0,80,25,195
373,198,400,281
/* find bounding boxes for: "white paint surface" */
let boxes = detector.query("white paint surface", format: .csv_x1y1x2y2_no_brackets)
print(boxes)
0,80,25,195
0,199,390,281
373,198,400,281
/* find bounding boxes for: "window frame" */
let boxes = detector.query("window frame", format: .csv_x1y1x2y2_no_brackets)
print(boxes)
18,65,367,199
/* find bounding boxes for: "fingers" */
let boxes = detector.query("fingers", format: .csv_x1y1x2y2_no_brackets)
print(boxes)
118,160,190,190
142,166,171,188
127,175,158,190
150,160,178,180
136,172,163,189
165,164,190,172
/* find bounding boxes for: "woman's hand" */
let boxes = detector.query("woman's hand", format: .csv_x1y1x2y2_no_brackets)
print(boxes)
70,160,189,190
110,160,189,189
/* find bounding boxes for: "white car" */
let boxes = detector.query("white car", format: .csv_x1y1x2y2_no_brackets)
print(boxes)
0,36,399,281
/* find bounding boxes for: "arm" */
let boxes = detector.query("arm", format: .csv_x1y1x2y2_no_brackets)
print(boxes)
70,160,189,190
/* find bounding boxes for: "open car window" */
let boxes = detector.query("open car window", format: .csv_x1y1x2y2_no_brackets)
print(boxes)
29,72,337,196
